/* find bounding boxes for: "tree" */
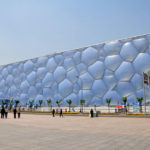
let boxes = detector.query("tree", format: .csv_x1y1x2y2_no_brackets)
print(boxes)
39,100,43,107
122,97,127,113
106,98,111,113
15,100,20,107
67,99,72,112
1,100,6,106
9,99,13,110
136,97,143,112
29,100,34,109
56,99,62,107
80,99,85,113
47,99,52,111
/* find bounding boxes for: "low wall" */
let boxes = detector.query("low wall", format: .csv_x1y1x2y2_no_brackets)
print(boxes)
21,105,150,113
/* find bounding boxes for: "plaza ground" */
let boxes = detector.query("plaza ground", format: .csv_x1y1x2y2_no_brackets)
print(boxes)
0,113,150,150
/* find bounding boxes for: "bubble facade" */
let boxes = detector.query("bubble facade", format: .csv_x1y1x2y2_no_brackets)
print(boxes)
0,34,150,105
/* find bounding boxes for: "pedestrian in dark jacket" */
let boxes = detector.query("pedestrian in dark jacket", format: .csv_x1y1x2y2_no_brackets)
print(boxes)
13,107,17,119
52,109,55,117
5,106,8,119
1,106,5,119
0,107,1,118
0,107,2,118
17,106,21,119
60,108,63,117
90,108,94,118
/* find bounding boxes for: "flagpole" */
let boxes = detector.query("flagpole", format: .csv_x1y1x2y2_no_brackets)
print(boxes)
143,72,146,113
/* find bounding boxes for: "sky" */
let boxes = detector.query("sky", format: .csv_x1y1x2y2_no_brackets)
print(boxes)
0,0,150,65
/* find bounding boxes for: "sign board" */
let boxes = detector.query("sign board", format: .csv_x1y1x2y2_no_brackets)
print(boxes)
132,102,139,112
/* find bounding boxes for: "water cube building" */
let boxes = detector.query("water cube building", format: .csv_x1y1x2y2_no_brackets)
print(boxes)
0,33,150,106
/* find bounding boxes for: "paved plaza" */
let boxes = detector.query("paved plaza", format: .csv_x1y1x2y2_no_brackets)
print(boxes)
0,113,150,150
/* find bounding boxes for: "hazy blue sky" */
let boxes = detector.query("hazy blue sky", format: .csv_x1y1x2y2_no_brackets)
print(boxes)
0,0,150,65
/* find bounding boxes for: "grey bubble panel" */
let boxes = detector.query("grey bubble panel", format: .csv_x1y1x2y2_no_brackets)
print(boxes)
53,66,66,83
12,68,19,77
58,79,73,97
6,75,14,87
2,68,8,79
64,58,75,71
103,76,117,90
35,83,43,94
8,85,17,97
73,51,81,64
80,72,94,90
136,89,144,98
37,57,48,67
92,80,107,97
37,67,47,80
14,77,21,88
131,74,142,90
81,90,93,105
46,58,57,73
82,47,98,65
43,88,52,99
20,94,28,105
28,86,37,98
54,55,64,65
73,83,80,94
35,95,44,104
7,65,13,73
27,72,36,86
104,69,114,77
104,41,122,55
90,97,102,105
67,69,79,83
103,91,121,105
24,60,34,74
88,61,104,79
20,80,30,93
77,63,87,75
115,62,134,81
133,53,150,74
133,38,149,52
0,33,150,105
99,50,106,57
120,42,138,61
63,51,75,58
127,95,136,104
42,73,54,88
104,55,122,71
116,82,135,97
65,93,78,105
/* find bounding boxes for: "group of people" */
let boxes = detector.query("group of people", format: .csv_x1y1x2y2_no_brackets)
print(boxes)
1,106,95,119
1,106,8,118
52,108,63,117
13,106,21,119
52,108,95,118
0,106,21,119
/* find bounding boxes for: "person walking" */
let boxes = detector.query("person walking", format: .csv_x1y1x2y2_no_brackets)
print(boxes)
13,107,17,119
90,108,94,118
0,106,2,118
60,108,63,117
17,106,21,119
5,106,8,119
52,109,55,117
1,106,5,119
